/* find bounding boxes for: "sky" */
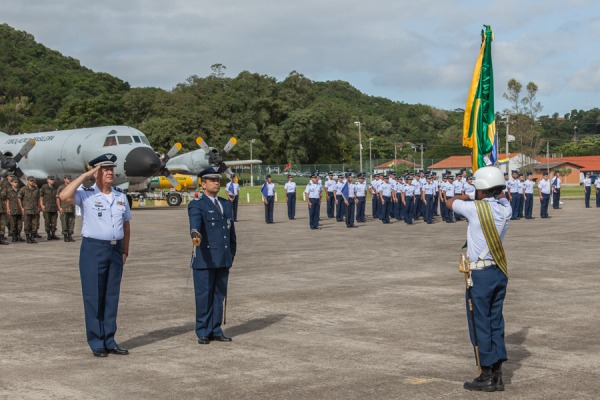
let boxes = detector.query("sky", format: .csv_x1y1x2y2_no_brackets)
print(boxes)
1,0,599,116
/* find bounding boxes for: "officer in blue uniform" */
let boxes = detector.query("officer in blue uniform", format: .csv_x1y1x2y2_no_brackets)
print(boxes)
355,173,367,222
538,171,551,218
58,154,131,357
225,175,240,221
305,172,322,229
325,172,336,218
189,166,237,344
262,175,275,223
583,172,592,208
284,174,297,220
523,172,535,219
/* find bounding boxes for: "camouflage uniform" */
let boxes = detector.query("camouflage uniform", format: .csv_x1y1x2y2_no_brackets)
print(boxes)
57,181,76,242
18,183,40,243
0,179,10,244
40,182,60,239
5,185,23,241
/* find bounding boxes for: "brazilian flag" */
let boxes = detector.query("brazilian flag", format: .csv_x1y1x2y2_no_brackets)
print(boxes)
463,25,497,172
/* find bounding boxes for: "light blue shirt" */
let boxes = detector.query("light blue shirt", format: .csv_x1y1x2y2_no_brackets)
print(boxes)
355,182,367,197
75,185,132,241
452,197,512,262
304,182,321,199
524,180,534,194
379,182,392,197
266,182,275,196
538,178,551,194
284,181,297,193
226,181,239,196
325,178,336,192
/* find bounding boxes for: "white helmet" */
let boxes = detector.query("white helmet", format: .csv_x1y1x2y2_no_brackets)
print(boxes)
472,166,505,190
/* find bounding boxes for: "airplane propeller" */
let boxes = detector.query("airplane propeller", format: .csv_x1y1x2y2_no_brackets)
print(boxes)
0,139,36,183
195,137,237,177
158,142,183,190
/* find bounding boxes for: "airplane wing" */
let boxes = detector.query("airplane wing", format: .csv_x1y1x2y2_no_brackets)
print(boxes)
222,159,263,167
161,163,193,175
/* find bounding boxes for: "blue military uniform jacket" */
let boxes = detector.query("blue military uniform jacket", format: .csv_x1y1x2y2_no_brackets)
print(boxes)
188,194,237,269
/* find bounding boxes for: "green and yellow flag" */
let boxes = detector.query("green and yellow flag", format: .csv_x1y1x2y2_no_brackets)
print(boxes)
463,25,497,172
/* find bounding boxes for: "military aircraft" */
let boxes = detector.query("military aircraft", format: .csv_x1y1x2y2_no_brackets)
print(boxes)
0,125,261,194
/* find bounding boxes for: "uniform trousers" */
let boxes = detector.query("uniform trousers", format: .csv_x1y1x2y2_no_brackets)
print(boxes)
596,188,600,208
23,213,40,234
518,193,525,218
524,193,533,218
584,187,591,208
79,238,123,351
433,194,439,216
356,196,366,222
231,195,239,221
286,192,296,219
552,189,561,209
372,195,379,219
440,196,448,221
445,196,454,222
308,198,320,228
396,195,404,220
44,211,58,232
346,198,355,227
393,198,400,219
193,267,229,338
540,193,550,217
326,192,335,218
414,195,422,219
336,195,346,222
0,213,7,236
264,195,274,223
424,194,433,223
380,196,391,223
61,212,76,235
9,214,22,235
510,193,519,218
403,196,414,224
466,265,508,367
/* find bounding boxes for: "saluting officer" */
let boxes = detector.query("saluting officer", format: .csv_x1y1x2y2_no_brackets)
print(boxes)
57,175,76,242
355,173,367,223
39,175,60,240
58,154,132,357
18,176,41,244
284,174,297,220
305,172,322,229
189,166,237,344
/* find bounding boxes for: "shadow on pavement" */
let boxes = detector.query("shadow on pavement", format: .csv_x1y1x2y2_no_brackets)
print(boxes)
121,314,287,349
504,326,531,384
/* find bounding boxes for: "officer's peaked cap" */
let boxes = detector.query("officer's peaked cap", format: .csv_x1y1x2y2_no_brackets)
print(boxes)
89,154,117,168
198,166,221,179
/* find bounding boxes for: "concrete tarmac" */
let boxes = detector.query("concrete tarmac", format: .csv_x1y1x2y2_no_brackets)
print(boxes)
1,200,599,399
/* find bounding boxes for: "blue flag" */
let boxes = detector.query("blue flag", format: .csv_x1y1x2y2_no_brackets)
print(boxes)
227,182,233,192
341,181,349,199
261,181,268,198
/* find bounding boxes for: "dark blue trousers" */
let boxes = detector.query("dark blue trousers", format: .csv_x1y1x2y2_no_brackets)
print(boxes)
445,196,454,222
346,198,355,227
403,196,413,224
372,196,379,219
381,196,391,223
510,193,519,218
596,188,600,207
540,193,550,217
433,194,439,216
326,192,335,218
193,268,229,338
525,193,533,218
79,238,123,351
232,195,239,221
414,196,422,219
466,266,508,367
552,189,561,209
308,198,320,228
393,198,400,219
336,195,346,221
356,196,366,222
264,196,274,223
518,193,525,218
440,196,447,221
424,194,433,223
585,187,591,208
286,192,296,219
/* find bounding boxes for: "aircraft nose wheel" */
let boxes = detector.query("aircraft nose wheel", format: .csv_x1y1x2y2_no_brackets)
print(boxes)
167,193,182,206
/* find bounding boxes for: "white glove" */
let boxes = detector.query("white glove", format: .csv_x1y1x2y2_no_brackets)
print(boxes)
467,191,475,200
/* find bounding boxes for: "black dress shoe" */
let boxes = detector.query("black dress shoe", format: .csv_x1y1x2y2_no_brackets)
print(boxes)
210,335,232,342
92,348,108,357
107,346,129,355
197,336,210,344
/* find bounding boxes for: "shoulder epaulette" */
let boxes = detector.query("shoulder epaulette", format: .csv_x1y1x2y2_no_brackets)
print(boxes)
112,186,124,193
83,186,95,191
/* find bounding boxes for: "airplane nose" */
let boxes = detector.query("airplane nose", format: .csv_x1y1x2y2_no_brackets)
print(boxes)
124,147,161,177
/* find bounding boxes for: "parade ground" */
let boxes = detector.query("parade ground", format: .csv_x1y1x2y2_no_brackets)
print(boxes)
1,200,599,399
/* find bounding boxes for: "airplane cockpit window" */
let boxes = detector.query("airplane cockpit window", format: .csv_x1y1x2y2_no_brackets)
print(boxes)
117,136,133,145
103,136,117,147
133,136,141,143
140,136,150,145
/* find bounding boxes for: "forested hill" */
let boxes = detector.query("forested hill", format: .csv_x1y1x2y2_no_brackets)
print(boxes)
1,23,599,163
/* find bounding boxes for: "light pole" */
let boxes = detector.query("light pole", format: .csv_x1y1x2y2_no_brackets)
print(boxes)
369,137,374,180
250,139,256,186
504,113,515,174
354,121,363,172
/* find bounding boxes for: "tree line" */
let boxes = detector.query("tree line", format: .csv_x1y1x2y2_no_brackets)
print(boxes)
1,23,599,166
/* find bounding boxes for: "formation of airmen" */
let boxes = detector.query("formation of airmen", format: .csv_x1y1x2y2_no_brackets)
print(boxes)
0,174,76,245
266,167,577,228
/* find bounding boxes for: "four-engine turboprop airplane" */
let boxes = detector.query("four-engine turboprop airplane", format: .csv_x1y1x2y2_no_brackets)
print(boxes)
1,125,261,193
